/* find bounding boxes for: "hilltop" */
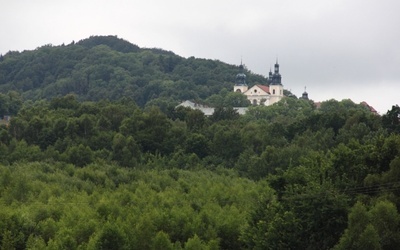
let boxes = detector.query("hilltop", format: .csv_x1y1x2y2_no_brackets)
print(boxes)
0,35,266,107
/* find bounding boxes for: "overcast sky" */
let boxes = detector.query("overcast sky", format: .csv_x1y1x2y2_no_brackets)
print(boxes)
1,0,399,114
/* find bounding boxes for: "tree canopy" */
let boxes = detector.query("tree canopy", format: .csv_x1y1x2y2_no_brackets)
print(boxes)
0,35,266,108
0,36,399,249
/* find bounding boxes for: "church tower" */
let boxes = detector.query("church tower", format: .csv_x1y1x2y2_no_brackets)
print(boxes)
233,62,248,93
269,59,284,105
301,86,309,100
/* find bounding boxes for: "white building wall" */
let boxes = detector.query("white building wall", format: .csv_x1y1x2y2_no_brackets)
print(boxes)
269,85,284,105
244,85,271,106
234,85,248,93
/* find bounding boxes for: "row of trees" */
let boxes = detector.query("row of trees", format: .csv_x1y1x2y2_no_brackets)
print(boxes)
1,93,400,248
0,36,265,107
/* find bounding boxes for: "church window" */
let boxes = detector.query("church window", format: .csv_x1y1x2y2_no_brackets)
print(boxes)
273,89,276,94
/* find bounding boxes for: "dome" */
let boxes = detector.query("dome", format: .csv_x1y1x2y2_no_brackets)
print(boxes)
235,63,247,86
235,72,246,86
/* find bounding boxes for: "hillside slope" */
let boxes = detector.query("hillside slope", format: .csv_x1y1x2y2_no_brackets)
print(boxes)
0,35,266,106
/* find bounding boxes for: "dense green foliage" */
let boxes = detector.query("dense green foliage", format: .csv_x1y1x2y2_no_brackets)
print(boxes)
0,35,265,108
1,36,400,249
0,162,258,249
0,94,399,249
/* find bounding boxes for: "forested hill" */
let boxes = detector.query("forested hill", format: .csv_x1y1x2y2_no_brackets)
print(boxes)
3,35,400,249
0,35,265,106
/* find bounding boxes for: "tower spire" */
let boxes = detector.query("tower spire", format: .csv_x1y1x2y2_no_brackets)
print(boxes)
271,58,281,85
235,59,247,86
267,65,273,85
302,86,309,100
274,59,279,74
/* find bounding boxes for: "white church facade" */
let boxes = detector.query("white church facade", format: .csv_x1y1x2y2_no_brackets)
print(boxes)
234,60,284,106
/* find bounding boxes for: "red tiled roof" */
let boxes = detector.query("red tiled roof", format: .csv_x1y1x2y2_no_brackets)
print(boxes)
256,85,270,94
360,101,378,114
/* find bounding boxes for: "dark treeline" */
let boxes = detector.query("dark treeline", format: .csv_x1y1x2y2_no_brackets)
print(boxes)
1,91,400,249
0,35,264,108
